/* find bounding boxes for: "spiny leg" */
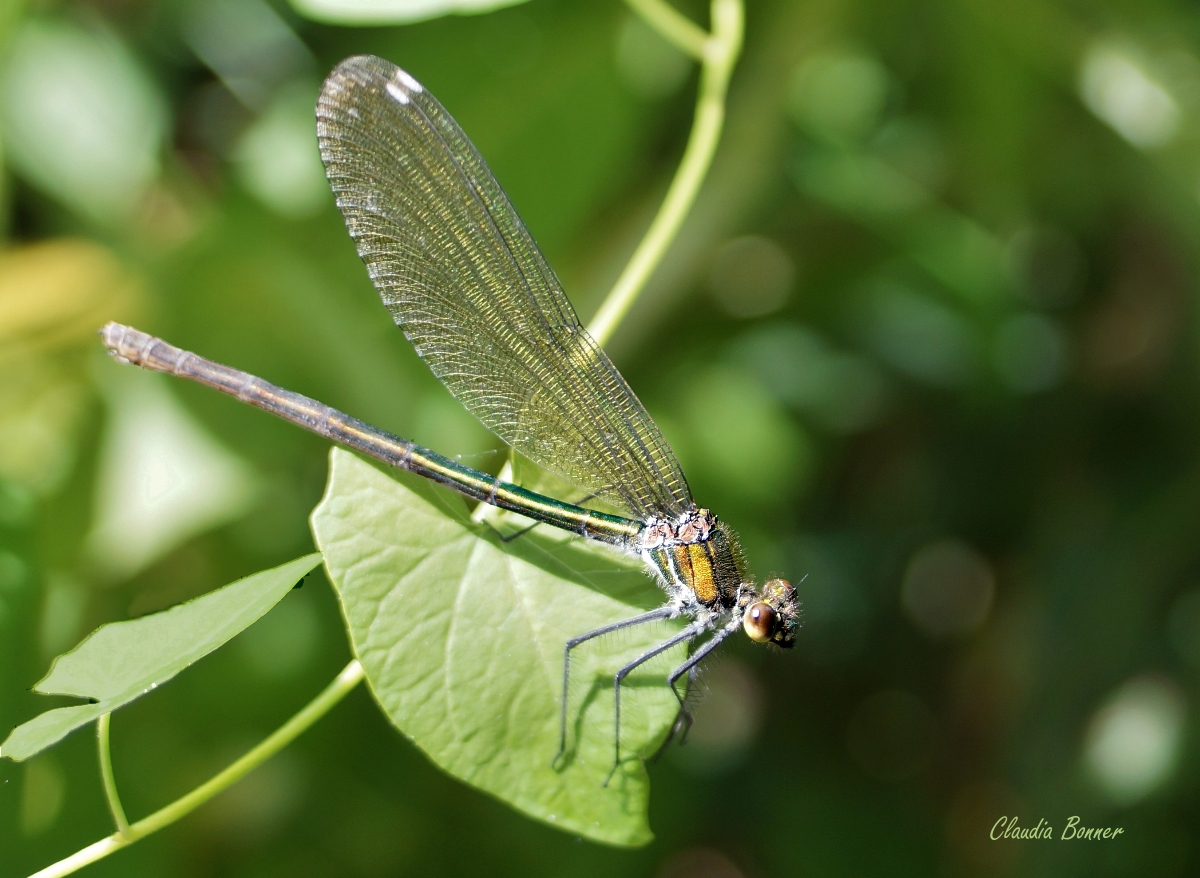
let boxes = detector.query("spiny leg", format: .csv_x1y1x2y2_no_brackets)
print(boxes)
552,606,675,769
604,622,703,787
661,618,741,752
673,667,699,746
651,665,699,762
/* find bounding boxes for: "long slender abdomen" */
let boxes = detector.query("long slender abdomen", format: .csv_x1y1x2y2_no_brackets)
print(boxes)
99,323,642,546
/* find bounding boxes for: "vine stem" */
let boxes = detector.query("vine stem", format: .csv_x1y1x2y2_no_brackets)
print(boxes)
622,0,708,59
587,0,744,347
28,660,365,878
95,714,129,838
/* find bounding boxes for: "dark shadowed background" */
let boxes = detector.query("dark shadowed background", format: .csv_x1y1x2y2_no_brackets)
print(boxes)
2,0,1199,875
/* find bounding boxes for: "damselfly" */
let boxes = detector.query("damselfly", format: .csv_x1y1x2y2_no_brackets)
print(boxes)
101,55,800,784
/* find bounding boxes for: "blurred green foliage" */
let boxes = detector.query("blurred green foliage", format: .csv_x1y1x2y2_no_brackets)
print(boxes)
2,0,1200,875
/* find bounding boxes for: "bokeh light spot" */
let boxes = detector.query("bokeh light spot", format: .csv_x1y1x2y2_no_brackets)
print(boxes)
20,756,65,836
707,236,796,319
731,323,888,433
183,0,312,109
901,538,994,639
679,367,809,505
86,369,259,582
1004,226,1085,308
289,0,530,26
0,19,167,224
993,312,1069,394
1084,675,1185,804
0,550,30,594
789,48,889,143
0,479,35,528
872,118,950,193
39,574,86,658
657,847,744,878
1080,44,1178,149
866,282,976,387
233,83,328,218
197,747,306,841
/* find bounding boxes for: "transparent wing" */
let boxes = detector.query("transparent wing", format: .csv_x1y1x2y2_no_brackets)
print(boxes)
316,55,692,519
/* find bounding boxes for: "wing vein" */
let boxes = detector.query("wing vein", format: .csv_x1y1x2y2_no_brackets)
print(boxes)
316,55,693,518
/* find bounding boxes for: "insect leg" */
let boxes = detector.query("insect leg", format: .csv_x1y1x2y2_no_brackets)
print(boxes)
604,622,703,787
650,665,699,762
495,520,540,543
552,606,675,769
660,618,740,752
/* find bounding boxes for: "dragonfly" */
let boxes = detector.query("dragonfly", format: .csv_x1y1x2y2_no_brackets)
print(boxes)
101,54,799,784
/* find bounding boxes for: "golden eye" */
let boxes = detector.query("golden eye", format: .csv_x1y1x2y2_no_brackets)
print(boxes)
743,601,777,643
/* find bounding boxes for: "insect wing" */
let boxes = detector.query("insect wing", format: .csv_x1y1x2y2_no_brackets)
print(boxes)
316,55,692,518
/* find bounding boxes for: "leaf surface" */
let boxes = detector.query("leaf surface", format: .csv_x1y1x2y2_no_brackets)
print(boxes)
311,449,682,847
1,554,322,761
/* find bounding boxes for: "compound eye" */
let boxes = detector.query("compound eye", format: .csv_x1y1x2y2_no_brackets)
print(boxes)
763,578,795,602
743,601,777,643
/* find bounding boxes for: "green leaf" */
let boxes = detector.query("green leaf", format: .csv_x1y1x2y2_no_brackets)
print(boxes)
1,553,322,762
311,449,682,847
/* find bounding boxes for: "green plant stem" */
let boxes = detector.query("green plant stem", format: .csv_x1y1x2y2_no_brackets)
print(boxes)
29,660,366,878
588,0,744,347
623,0,708,59
95,714,129,838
